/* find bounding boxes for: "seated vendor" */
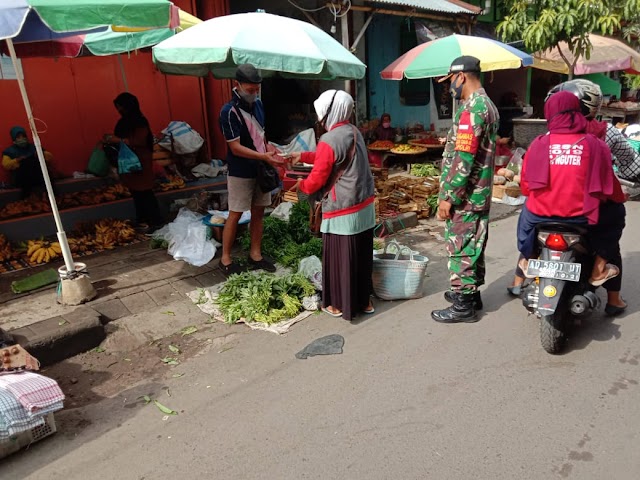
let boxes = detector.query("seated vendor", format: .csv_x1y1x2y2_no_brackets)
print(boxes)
373,113,395,142
2,126,53,199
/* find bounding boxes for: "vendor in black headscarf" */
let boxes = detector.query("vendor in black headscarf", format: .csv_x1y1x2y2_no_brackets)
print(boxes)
103,92,163,232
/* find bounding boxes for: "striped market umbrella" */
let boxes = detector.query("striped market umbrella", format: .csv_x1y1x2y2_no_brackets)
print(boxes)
381,34,533,80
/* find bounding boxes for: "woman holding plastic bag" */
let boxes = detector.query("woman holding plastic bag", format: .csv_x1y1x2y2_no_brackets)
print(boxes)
289,90,376,321
103,92,164,232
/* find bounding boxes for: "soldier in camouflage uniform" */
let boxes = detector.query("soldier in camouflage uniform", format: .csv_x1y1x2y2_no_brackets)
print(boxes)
431,56,499,323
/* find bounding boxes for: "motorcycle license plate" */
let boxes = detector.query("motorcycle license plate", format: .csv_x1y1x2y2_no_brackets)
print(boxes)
526,260,581,282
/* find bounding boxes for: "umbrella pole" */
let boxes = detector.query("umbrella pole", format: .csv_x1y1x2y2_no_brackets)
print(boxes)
6,39,75,274
117,54,130,92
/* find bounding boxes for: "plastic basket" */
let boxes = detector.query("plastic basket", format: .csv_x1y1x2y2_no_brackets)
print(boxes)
0,413,57,460
372,241,429,300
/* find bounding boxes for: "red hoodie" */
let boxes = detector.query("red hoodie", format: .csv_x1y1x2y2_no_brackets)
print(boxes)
521,91,624,224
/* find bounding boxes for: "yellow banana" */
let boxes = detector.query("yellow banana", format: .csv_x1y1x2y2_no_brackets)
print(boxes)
44,249,50,263
51,242,62,254
35,249,44,263
47,247,56,258
30,250,39,263
27,242,41,256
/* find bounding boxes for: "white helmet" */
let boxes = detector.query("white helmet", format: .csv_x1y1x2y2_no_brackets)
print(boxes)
546,79,603,118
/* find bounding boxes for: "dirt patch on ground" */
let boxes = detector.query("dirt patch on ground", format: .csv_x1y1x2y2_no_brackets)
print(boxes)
41,327,239,410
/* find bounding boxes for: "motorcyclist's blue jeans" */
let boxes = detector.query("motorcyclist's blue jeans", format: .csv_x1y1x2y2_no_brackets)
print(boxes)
516,203,587,259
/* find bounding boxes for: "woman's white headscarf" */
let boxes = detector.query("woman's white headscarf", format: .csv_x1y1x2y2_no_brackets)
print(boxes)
314,89,354,130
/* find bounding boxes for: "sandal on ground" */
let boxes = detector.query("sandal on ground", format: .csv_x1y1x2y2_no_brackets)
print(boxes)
219,261,245,277
321,307,343,318
589,264,620,287
604,302,627,316
507,285,523,297
363,305,375,314
248,256,277,273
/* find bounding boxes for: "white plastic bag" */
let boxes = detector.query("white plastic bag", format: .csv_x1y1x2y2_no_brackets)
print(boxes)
298,255,322,290
271,202,293,221
153,208,216,266
158,121,205,155
269,128,317,155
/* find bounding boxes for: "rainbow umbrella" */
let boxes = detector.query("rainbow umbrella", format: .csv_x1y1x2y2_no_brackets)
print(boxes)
381,34,533,80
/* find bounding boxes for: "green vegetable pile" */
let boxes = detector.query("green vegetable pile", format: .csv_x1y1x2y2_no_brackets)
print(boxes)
216,271,316,324
240,201,322,269
410,163,440,177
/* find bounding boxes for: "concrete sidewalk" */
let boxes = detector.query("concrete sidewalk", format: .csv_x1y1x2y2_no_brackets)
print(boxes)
0,202,520,366
0,241,225,365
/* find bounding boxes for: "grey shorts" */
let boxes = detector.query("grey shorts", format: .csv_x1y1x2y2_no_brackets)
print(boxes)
227,176,272,212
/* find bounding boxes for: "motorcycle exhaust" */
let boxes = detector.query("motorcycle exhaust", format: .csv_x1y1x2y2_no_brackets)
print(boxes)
522,284,539,312
569,291,600,316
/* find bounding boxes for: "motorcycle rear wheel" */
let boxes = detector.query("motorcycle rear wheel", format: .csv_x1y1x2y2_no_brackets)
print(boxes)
540,312,567,354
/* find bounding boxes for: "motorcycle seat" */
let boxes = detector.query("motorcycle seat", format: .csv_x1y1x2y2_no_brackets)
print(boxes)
535,222,588,235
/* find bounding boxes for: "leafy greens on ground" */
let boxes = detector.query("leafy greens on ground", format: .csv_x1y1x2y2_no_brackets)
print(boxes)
216,272,315,324
240,201,322,268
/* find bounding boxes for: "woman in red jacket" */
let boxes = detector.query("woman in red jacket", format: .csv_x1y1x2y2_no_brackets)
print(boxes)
516,91,625,289
290,90,376,321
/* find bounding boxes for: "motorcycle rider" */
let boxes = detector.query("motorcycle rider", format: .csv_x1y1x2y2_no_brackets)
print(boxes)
508,80,630,315
516,91,626,289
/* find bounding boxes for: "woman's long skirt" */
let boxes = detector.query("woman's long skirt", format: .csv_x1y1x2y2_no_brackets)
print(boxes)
322,228,373,320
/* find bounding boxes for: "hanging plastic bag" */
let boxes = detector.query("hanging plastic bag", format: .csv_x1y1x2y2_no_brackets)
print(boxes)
506,147,526,175
158,121,204,155
87,147,110,177
117,142,143,174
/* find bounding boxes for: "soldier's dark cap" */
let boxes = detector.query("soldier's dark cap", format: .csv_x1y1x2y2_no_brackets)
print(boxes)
437,56,481,83
236,63,262,84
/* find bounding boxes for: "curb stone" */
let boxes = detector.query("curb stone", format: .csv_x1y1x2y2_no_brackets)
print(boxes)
10,306,105,367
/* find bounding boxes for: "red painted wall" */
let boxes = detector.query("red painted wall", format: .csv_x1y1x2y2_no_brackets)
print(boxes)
0,0,230,184
0,53,206,183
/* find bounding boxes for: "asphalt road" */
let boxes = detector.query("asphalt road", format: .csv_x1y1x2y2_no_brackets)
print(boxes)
2,203,640,479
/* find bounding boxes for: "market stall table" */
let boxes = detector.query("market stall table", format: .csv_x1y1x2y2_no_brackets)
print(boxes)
599,104,640,124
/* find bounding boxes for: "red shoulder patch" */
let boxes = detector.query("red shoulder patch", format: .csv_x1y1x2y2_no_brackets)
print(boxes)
455,110,479,154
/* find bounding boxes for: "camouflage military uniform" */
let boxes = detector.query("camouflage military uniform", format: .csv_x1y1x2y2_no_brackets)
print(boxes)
439,88,499,293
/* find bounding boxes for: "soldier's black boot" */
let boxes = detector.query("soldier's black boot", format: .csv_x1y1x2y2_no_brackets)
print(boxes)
431,293,479,323
443,290,483,310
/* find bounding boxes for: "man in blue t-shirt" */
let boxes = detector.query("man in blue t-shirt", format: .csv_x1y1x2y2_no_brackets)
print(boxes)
218,63,283,275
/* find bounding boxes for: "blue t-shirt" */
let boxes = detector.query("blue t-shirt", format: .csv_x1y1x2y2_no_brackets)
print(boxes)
219,91,266,179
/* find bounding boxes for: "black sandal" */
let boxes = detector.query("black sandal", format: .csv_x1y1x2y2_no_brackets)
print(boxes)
219,261,245,277
247,256,276,273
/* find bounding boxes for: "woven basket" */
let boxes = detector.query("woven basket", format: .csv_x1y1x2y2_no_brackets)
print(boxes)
512,119,547,148
372,241,429,300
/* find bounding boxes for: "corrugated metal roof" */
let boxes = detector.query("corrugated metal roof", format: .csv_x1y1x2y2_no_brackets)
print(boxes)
364,0,482,15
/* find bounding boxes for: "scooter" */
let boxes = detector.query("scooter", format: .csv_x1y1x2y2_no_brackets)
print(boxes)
521,223,600,354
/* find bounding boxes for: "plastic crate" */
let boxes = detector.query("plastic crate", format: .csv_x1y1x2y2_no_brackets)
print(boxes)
0,413,57,460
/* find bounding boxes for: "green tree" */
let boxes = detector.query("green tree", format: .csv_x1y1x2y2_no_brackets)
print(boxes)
497,0,637,78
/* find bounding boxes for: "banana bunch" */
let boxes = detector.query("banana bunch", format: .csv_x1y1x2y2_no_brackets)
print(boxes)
67,235,94,254
26,240,62,264
0,234,14,262
93,232,117,250
105,184,131,198
109,219,136,243
160,175,186,191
